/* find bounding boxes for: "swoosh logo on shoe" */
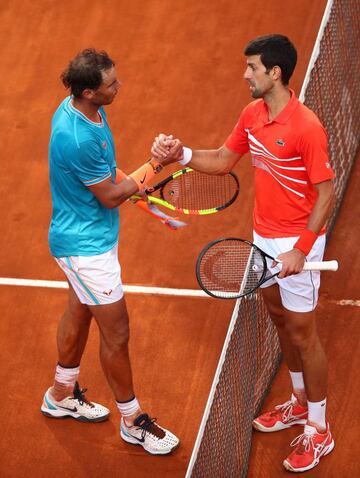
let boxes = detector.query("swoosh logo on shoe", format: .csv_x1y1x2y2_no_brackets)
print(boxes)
58,405,78,412
140,173,147,184
123,428,145,443
130,434,145,443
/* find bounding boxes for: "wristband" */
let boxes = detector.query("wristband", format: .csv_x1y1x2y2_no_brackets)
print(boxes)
129,158,163,191
179,147,193,166
293,229,318,256
115,168,128,184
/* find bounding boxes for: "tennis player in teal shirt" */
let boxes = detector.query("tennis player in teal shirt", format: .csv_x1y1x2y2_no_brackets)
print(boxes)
42,48,179,455
49,96,119,257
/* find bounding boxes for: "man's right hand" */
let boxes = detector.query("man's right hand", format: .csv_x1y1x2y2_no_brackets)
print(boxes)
151,133,184,165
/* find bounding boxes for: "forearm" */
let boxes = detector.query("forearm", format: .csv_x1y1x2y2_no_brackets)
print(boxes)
88,170,139,209
152,134,242,173
184,145,241,175
92,160,165,209
306,181,335,234
186,149,231,175
293,180,335,256
110,178,139,208
94,177,138,209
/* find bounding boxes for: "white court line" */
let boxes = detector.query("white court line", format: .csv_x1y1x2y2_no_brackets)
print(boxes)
0,277,208,298
331,299,360,307
1,278,357,303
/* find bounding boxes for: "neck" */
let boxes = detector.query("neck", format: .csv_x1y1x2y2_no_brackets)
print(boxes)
72,98,101,123
264,86,291,121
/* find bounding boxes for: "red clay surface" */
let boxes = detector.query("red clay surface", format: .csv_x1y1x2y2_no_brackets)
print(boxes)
1,1,358,477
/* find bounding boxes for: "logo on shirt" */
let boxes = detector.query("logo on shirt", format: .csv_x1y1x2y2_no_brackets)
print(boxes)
276,139,285,146
325,162,331,168
103,289,113,296
102,141,107,149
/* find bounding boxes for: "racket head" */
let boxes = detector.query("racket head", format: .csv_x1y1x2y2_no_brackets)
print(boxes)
154,168,239,215
196,237,270,299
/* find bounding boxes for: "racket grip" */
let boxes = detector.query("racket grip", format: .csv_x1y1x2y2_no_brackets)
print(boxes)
303,260,338,271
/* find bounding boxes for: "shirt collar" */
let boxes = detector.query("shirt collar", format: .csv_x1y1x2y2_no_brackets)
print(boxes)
66,96,104,127
258,89,299,125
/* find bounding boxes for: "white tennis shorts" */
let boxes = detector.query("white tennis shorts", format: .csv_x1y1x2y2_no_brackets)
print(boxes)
55,243,124,305
253,231,326,313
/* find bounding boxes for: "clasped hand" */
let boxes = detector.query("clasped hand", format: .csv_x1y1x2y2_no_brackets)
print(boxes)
151,133,183,165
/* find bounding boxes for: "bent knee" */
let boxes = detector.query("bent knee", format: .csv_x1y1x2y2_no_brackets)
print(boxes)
102,327,130,352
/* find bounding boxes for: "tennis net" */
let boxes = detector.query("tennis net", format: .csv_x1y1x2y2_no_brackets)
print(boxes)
186,1,359,476
300,0,360,234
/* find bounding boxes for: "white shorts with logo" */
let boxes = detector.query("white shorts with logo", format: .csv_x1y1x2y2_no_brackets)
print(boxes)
55,243,124,305
253,231,326,313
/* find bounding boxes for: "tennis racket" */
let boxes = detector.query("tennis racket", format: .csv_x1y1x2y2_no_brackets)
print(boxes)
196,237,338,299
131,167,239,215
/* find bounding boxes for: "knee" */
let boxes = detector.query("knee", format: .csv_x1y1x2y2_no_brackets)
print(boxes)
102,326,130,355
115,327,130,349
286,323,316,350
68,307,92,324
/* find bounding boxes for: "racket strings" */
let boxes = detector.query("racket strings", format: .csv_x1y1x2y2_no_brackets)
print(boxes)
162,172,238,211
198,241,266,298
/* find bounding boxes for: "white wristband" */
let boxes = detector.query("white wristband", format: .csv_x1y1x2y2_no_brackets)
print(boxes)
179,147,193,166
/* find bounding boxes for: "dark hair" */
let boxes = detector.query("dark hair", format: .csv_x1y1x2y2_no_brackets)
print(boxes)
61,48,115,98
244,34,297,85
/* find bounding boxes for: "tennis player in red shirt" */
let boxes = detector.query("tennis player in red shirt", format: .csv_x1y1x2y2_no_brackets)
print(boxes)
152,34,335,473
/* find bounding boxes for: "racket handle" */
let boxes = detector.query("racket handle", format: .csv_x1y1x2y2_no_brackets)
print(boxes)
303,260,338,271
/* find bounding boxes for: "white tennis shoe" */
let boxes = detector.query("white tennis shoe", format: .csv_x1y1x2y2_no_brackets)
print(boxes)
120,413,180,455
41,381,110,422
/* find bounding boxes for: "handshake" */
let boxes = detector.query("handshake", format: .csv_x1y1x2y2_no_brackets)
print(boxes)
151,133,185,166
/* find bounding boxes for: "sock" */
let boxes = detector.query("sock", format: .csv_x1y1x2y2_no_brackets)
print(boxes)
289,371,307,406
51,363,80,400
307,398,327,431
116,396,141,425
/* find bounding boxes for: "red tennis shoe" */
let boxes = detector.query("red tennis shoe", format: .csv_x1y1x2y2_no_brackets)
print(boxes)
253,397,308,432
283,423,334,472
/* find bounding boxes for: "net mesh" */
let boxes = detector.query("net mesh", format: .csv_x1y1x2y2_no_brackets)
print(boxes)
187,1,359,476
190,294,281,478
302,0,360,234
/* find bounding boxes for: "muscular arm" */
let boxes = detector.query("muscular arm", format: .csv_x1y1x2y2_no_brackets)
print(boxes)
278,179,335,277
306,180,335,234
185,145,242,175
88,176,138,209
153,137,242,175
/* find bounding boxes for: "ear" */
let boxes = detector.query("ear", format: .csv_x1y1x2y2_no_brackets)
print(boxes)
82,88,95,100
272,65,282,81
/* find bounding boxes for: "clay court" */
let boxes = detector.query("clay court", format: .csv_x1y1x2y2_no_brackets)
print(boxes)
0,1,359,477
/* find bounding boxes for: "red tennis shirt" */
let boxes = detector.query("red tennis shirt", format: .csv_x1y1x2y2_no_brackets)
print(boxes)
225,90,335,237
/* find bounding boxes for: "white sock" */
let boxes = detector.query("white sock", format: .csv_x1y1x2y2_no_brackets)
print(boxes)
308,398,327,431
289,371,307,405
116,396,140,425
289,371,305,390
54,363,80,387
